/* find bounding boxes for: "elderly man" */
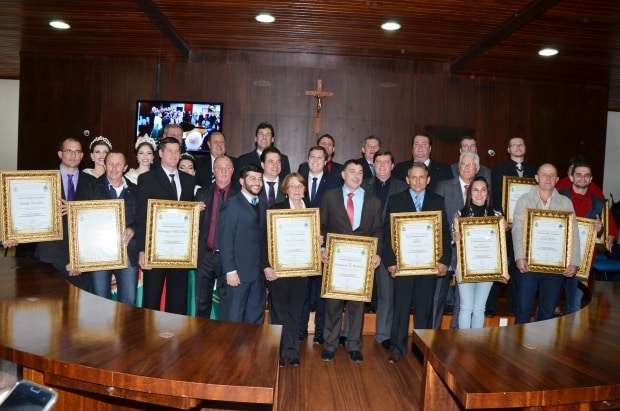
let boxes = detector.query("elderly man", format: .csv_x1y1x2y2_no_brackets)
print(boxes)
432,152,480,329
512,163,580,323
196,131,237,188
394,134,452,192
450,136,492,188
357,136,382,180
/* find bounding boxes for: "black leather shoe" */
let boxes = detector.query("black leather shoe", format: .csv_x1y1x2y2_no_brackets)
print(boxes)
289,358,300,367
349,350,363,363
381,339,392,350
321,350,334,362
388,352,401,364
313,335,324,345
339,336,347,346
279,358,286,368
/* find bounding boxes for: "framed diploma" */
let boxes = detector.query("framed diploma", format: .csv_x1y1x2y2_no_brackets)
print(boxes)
502,176,537,224
525,209,574,274
456,216,508,282
267,208,321,277
321,233,377,302
144,199,201,269
575,217,597,281
0,170,63,243
595,199,609,250
68,199,127,272
390,211,442,276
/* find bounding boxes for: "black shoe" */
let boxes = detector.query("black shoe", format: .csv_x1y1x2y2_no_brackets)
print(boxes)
321,350,334,362
349,350,363,363
313,334,324,344
279,358,286,368
381,339,392,350
339,336,347,346
289,358,300,367
388,352,401,364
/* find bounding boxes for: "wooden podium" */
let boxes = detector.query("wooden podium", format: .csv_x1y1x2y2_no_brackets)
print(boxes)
0,258,281,410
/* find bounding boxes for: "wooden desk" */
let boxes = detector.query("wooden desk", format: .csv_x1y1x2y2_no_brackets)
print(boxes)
414,281,620,410
0,258,282,410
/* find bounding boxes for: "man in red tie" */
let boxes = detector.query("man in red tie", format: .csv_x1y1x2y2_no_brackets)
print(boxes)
319,159,383,363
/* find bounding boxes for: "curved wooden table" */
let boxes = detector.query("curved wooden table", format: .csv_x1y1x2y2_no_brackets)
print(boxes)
414,280,620,410
0,258,281,410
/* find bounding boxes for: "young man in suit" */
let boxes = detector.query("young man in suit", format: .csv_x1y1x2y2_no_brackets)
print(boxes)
195,155,238,318
320,159,383,363
383,162,451,362
357,135,381,180
217,164,268,324
258,147,286,207
195,131,237,188
298,134,343,179
236,122,291,181
136,137,196,315
432,152,480,329
393,134,452,192
450,136,492,190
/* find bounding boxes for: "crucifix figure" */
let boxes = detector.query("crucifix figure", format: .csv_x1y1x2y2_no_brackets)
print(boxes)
305,79,334,136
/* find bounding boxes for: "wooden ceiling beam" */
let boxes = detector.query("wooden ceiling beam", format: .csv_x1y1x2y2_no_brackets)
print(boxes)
136,0,190,58
450,0,562,73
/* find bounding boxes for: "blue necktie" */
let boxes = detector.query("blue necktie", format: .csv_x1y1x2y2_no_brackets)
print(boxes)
66,174,75,201
414,194,422,211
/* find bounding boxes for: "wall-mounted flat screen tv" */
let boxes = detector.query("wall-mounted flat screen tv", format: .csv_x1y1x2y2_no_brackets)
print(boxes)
136,100,223,154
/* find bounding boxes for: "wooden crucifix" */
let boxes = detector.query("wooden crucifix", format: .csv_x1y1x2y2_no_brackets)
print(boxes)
305,79,334,136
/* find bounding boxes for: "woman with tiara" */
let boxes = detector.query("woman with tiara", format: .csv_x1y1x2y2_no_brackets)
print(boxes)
125,135,156,185
83,136,112,178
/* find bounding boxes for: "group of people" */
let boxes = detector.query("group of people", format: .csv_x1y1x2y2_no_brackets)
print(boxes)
5,121,617,368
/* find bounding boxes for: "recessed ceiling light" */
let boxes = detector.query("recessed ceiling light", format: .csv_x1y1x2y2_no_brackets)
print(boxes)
256,13,275,23
538,47,558,57
381,21,401,31
49,20,70,30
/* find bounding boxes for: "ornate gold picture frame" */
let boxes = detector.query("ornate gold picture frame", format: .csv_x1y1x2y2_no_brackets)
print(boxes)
502,176,537,224
595,199,609,250
525,209,574,274
576,217,597,281
456,216,508,282
390,211,442,276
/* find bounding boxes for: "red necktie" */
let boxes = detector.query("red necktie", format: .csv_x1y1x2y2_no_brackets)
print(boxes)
207,188,225,249
347,192,355,228
326,160,333,173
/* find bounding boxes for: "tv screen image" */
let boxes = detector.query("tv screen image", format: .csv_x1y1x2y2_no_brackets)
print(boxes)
136,100,223,153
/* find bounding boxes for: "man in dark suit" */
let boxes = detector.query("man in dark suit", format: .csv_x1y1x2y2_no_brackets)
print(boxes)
357,135,381,180
450,136,492,190
258,147,286,207
393,134,452,192
298,145,341,344
35,137,94,290
383,162,451,362
320,159,383,363
298,134,343,180
195,155,238,318
195,131,237,188
432,152,480,329
361,150,407,348
217,164,268,324
236,122,291,181
136,137,196,315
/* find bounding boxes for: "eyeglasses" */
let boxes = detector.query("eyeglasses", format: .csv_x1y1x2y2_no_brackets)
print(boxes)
62,149,83,155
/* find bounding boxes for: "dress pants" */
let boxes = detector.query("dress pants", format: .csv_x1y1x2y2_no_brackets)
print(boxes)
390,275,437,357
431,271,455,329
374,265,393,342
323,299,364,352
142,268,188,315
91,265,137,305
563,276,582,314
300,276,325,337
220,277,266,324
270,277,308,361
195,251,222,318
516,271,564,324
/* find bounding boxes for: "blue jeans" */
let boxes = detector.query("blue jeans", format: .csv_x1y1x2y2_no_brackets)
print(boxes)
457,281,493,328
563,276,582,314
91,266,138,305
516,271,564,323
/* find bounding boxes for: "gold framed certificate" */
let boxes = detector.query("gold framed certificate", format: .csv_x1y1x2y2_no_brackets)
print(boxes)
0,170,63,243
267,208,321,277
502,176,537,224
144,199,200,269
576,217,597,281
321,233,377,302
525,209,574,274
68,200,127,272
595,200,609,250
456,216,508,282
390,211,442,276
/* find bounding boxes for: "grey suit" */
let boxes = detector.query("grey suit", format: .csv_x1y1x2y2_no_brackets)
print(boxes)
432,177,465,329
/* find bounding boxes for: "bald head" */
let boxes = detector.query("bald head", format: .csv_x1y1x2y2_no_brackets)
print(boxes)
535,163,559,193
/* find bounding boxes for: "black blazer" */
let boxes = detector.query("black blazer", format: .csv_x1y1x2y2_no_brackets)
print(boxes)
258,178,286,206
299,169,341,208
236,149,291,181
194,154,237,188
362,176,408,219
382,189,452,269
491,159,537,211
298,161,343,182
195,183,240,260
393,159,452,192
356,157,375,180
135,166,196,252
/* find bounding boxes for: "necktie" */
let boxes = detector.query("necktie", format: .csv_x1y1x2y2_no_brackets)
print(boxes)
207,188,225,250
463,184,469,203
169,173,178,199
326,161,333,174
267,181,276,206
414,194,422,212
516,163,523,177
251,197,260,220
311,177,318,202
369,163,375,176
211,173,216,184
346,192,355,229
66,174,75,201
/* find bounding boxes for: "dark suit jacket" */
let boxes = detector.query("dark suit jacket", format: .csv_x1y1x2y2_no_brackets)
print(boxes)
135,166,196,252
217,192,267,282
382,190,452,269
236,149,291,182
393,159,452,192
35,170,94,268
195,154,237,188
434,177,467,269
356,157,375,180
298,161,344,182
450,162,493,190
362,176,408,219
320,188,383,252
258,178,286,206
299,169,341,208
491,159,537,211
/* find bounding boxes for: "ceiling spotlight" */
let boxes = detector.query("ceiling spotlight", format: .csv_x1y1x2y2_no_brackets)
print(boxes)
538,47,558,57
381,21,401,31
256,13,275,23
49,20,70,30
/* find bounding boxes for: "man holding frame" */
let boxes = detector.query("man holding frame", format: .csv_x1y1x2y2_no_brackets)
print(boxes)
512,163,580,323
